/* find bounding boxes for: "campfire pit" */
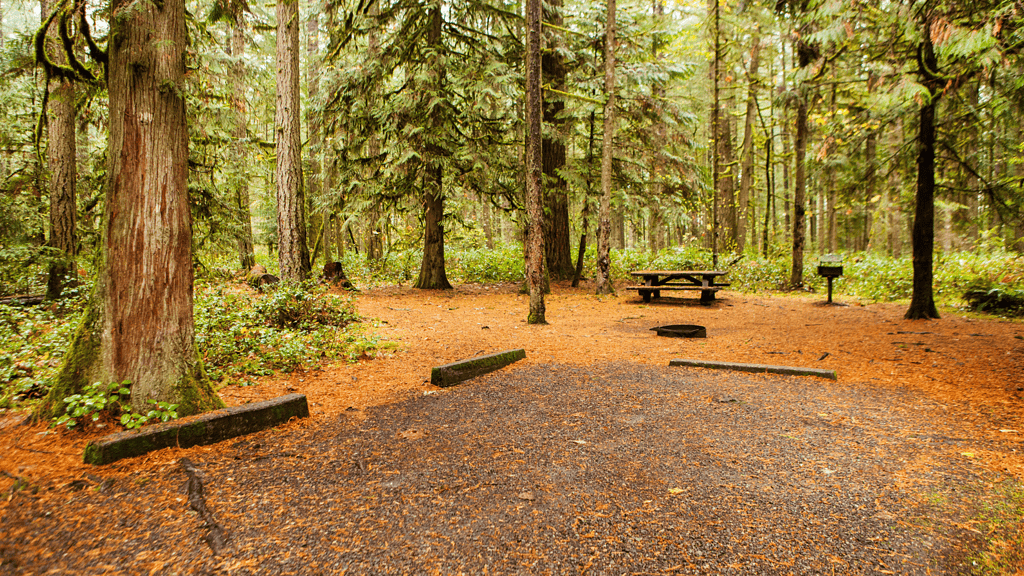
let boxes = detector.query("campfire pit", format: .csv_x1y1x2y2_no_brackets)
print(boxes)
651,325,707,338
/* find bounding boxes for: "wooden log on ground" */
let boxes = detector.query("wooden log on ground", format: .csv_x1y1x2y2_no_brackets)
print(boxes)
430,349,527,388
669,358,836,380
83,394,310,465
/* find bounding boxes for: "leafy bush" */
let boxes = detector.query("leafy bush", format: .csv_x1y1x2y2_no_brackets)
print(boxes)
963,279,1024,316
194,281,382,384
252,281,358,330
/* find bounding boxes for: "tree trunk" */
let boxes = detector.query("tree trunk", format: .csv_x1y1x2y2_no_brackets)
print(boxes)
525,0,546,323
365,0,384,262
42,0,221,417
738,32,760,254
414,7,452,290
906,33,940,320
648,0,667,254
790,37,812,288
306,7,326,270
42,0,77,301
415,167,452,289
541,0,572,280
229,19,256,271
595,0,616,295
275,0,311,281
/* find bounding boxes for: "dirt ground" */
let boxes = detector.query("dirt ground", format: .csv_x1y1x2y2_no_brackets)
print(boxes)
2,281,1023,574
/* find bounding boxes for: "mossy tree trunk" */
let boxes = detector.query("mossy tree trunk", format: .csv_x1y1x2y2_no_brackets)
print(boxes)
40,0,222,418
414,7,452,291
42,0,77,301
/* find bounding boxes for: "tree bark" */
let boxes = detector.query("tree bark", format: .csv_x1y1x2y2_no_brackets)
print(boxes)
306,7,327,270
43,0,221,417
414,7,452,290
595,0,616,295
42,0,77,301
525,0,546,323
229,19,256,271
738,32,760,253
648,0,667,254
275,0,311,281
790,36,813,288
541,0,572,280
906,31,940,320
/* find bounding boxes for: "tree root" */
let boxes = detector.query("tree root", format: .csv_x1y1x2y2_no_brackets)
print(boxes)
180,458,228,556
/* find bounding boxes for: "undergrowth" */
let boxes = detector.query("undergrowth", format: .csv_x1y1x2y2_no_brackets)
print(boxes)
0,280,388,415
330,243,1024,313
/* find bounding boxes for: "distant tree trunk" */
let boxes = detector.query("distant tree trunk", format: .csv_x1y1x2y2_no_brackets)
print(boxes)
574,111,597,288
714,101,737,250
42,0,77,300
42,0,221,417
738,32,760,253
365,0,384,262
276,0,311,281
525,0,546,323
709,0,722,265
595,0,616,295
648,0,666,254
790,36,813,288
906,30,940,320
229,19,256,271
306,7,327,270
414,7,452,290
541,0,572,280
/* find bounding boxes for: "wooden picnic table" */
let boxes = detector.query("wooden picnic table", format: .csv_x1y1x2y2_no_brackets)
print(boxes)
627,270,730,304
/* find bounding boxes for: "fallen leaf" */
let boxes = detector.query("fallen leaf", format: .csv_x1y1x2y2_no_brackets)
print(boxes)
668,488,684,495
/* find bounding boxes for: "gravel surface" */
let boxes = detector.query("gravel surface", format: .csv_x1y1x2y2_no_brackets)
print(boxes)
1,361,989,575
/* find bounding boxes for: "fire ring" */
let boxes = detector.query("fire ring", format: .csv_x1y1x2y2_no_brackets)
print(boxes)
650,325,707,338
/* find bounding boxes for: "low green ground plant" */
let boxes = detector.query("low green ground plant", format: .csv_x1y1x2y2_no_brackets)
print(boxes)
52,380,179,430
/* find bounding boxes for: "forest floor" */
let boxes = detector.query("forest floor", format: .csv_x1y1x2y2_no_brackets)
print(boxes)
2,281,1024,574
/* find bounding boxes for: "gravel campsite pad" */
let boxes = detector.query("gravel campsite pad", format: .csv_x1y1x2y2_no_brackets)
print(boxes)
0,361,997,575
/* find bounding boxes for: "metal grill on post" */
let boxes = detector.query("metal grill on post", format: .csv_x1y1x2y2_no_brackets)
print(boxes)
817,254,843,304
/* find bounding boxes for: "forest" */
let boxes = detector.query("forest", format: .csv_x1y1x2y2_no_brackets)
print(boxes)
3,0,1024,414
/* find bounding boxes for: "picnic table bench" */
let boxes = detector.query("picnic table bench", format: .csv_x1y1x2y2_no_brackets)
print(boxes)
627,270,729,304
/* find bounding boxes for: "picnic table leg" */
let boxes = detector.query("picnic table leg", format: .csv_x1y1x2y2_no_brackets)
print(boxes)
700,277,715,304
642,290,652,303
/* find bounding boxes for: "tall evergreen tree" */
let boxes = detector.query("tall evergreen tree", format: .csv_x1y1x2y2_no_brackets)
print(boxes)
595,0,617,295
41,0,77,300
42,0,222,416
525,0,546,323
276,0,311,281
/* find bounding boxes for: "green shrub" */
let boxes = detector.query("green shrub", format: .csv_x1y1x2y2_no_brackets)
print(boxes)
193,281,380,384
963,279,1024,316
